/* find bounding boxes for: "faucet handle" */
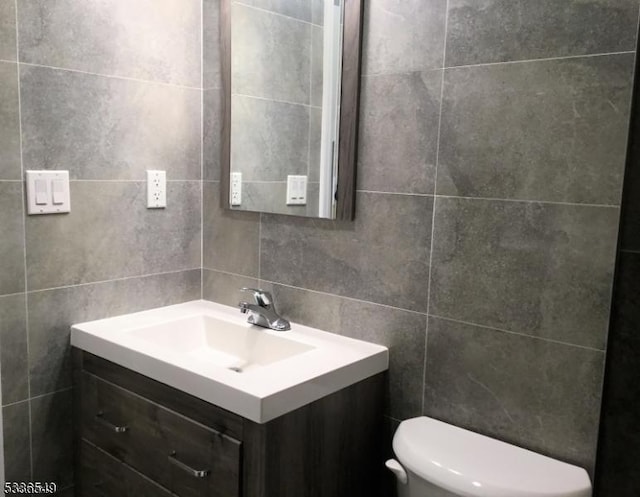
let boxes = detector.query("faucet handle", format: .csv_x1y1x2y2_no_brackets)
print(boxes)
240,288,272,307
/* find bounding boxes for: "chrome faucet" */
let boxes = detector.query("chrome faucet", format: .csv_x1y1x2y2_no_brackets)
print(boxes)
238,288,291,331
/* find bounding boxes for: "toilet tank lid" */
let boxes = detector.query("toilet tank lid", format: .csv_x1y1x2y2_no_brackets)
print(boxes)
393,417,592,497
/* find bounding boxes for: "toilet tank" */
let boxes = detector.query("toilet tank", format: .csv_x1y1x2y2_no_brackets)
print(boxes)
387,417,592,497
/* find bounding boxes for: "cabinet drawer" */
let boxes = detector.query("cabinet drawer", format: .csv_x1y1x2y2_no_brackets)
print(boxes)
80,372,241,497
78,440,172,497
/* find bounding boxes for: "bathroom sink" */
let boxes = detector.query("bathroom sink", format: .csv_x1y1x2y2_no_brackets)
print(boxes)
128,314,315,372
71,300,388,423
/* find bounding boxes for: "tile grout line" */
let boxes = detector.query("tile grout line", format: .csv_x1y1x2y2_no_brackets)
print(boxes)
422,0,449,415
306,21,313,190
429,314,606,352
421,317,430,415
13,0,34,479
434,194,619,209
2,387,74,409
68,179,201,183
26,268,202,295
0,291,27,299
444,50,636,70
242,180,321,184
208,268,428,315
361,50,636,78
18,61,201,91
357,189,620,208
258,213,262,281
233,91,321,110
200,0,204,300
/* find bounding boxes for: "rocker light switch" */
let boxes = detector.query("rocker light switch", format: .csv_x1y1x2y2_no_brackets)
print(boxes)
52,180,65,205
35,179,48,205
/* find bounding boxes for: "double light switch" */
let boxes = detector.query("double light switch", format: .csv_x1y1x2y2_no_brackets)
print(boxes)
26,170,71,215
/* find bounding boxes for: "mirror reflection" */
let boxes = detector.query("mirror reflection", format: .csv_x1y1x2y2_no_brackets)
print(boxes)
228,0,345,218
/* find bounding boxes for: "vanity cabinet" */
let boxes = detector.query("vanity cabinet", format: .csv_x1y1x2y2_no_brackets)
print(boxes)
73,350,385,497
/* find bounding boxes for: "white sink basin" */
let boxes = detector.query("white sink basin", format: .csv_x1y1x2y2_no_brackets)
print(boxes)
128,315,315,372
71,300,388,423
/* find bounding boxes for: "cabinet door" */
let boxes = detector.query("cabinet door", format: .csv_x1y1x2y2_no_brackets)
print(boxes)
80,372,242,497
78,440,173,497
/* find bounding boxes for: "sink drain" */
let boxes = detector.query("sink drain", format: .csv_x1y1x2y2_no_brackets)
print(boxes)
228,366,243,373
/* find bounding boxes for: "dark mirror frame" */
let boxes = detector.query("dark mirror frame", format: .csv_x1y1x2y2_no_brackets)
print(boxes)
220,0,363,220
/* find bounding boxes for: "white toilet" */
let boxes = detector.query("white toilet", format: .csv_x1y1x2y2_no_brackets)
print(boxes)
386,417,592,497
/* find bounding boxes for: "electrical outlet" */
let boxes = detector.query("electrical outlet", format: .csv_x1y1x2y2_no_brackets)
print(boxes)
231,172,242,206
147,170,167,208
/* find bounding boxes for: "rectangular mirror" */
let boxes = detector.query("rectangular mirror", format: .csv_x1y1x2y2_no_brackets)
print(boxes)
220,0,362,220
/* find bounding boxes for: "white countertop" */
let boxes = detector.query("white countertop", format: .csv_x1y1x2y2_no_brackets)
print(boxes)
71,300,389,423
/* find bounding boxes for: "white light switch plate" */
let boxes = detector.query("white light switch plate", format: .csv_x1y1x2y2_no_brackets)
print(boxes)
286,175,307,205
25,170,71,215
147,170,166,208
231,172,242,206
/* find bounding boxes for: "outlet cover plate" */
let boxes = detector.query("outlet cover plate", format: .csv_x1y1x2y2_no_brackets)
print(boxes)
147,170,166,208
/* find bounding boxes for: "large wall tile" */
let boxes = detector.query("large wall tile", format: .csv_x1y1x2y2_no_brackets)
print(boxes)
0,182,25,295
204,0,221,90
424,317,605,472
358,71,441,194
0,294,28,405
430,197,619,349
437,54,634,204
261,192,433,312
596,252,640,494
203,269,259,307
17,0,201,86
232,3,310,104
203,184,260,276
3,401,31,481
21,66,201,180
0,62,21,180
26,181,201,290
362,0,446,75
238,0,312,22
31,390,74,488
0,0,16,61
231,95,309,181
28,270,200,396
446,0,639,67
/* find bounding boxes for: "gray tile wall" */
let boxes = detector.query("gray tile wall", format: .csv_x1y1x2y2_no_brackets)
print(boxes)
203,0,639,476
0,0,203,492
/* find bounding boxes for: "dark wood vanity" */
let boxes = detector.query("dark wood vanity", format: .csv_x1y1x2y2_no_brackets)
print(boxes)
73,350,385,497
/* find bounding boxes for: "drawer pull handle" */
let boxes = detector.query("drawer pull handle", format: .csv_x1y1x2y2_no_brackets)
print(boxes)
95,411,128,433
168,451,210,478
